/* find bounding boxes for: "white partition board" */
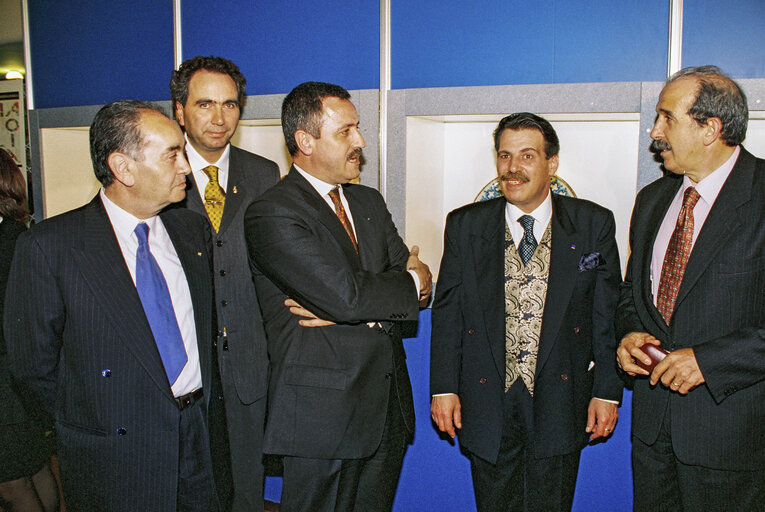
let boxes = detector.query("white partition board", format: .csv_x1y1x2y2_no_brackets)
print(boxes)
230,120,292,177
40,126,97,218
39,122,292,219
406,114,641,279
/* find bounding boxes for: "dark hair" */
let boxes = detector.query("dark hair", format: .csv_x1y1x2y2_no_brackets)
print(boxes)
281,81,352,156
170,56,247,115
493,112,560,158
89,100,166,187
0,148,27,221
668,65,748,146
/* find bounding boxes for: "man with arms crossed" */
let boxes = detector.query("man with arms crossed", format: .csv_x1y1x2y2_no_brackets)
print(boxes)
616,65,765,511
245,81,432,511
431,113,622,511
5,101,223,511
170,55,280,512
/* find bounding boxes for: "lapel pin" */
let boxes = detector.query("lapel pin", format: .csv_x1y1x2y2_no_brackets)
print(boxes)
233,186,238,194
570,244,576,250
197,252,202,256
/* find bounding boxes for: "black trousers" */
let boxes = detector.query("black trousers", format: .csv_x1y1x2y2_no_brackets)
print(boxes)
177,396,221,512
468,381,580,512
632,401,765,512
280,379,409,512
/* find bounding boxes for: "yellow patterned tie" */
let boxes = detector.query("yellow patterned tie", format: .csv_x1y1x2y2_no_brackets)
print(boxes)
202,165,225,232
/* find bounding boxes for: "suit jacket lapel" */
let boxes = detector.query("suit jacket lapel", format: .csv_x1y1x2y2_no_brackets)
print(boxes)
674,148,754,310
637,178,680,338
218,148,245,235
162,213,212,395
286,168,361,271
472,199,506,376
536,196,582,374
344,187,376,269
74,197,174,398
184,172,206,216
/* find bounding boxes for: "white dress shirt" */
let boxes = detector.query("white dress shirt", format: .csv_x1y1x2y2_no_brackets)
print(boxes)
186,135,231,202
100,189,202,397
650,146,740,301
504,192,553,245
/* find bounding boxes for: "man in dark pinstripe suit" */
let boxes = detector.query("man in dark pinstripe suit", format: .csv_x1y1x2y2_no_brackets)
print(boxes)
616,66,765,511
4,101,225,511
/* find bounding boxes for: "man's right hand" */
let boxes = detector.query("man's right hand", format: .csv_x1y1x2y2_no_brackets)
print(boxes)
616,331,661,376
407,245,433,301
431,393,462,439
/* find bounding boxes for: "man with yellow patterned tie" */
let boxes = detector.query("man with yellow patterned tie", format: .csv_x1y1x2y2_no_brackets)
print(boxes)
170,56,280,512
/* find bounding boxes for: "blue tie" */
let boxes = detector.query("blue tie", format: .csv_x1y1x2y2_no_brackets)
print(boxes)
134,223,187,385
518,215,537,266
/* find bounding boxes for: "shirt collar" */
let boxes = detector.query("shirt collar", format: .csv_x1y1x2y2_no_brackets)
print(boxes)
100,188,159,241
294,164,339,198
505,190,553,228
184,134,230,173
683,145,740,207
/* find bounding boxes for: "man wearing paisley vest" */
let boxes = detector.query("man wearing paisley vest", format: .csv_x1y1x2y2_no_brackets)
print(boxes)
431,113,623,511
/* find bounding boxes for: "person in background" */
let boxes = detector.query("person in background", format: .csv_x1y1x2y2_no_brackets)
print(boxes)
170,55,280,512
616,65,765,511
430,113,622,511
0,147,59,511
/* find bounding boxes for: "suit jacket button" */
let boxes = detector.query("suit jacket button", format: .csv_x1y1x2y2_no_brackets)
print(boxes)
219,270,227,276
385,372,392,379
101,369,111,378
573,326,581,334
116,428,127,436
560,374,569,381
479,377,487,384
216,240,224,247
468,328,475,335
222,340,229,351
221,300,229,307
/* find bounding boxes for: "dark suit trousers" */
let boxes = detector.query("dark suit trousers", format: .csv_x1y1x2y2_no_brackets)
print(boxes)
468,381,580,512
219,350,266,512
177,397,220,512
632,401,765,512
280,378,408,512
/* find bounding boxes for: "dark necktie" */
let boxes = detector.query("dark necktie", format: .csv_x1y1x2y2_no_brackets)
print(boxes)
202,165,225,232
656,187,701,324
134,223,188,385
328,186,359,254
518,215,537,265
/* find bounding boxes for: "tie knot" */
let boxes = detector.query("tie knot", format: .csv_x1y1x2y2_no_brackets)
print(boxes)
683,187,701,209
328,186,342,204
134,222,149,246
519,215,535,234
202,165,219,183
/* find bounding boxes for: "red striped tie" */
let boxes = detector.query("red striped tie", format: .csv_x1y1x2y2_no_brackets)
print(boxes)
656,187,701,324
328,187,358,254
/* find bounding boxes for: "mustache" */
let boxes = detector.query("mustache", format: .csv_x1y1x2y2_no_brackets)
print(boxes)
650,139,671,153
347,148,363,161
499,172,529,183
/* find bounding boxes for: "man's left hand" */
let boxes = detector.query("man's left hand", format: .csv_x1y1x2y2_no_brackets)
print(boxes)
284,298,335,327
650,348,705,394
586,398,618,440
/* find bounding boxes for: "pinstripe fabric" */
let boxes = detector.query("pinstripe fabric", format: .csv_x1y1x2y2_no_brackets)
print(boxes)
616,148,765,470
4,197,216,511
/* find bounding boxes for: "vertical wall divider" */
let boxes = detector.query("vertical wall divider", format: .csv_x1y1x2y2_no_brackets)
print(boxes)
667,0,683,77
379,0,391,198
173,0,183,69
